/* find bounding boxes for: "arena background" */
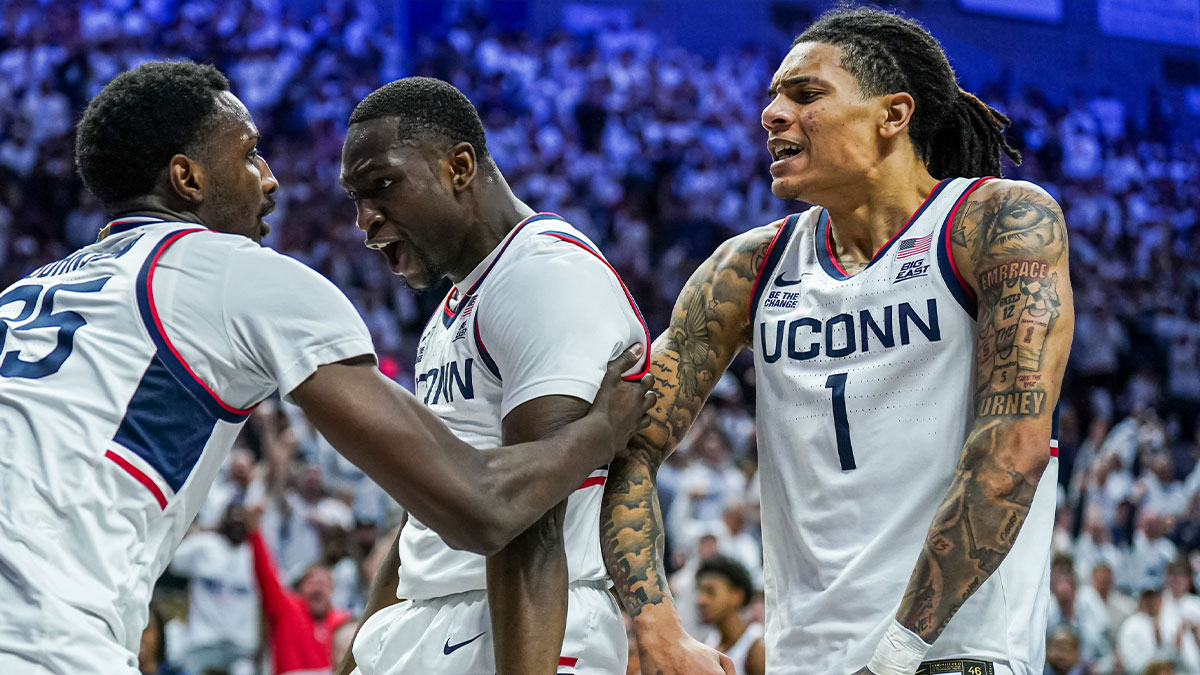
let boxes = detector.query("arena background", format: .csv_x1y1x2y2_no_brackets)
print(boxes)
3,0,1200,673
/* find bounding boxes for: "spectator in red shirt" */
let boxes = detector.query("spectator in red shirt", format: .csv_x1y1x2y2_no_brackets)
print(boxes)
249,506,351,675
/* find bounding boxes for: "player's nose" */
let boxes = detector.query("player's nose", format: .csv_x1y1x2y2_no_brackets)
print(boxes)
762,96,794,132
355,202,385,235
259,156,279,195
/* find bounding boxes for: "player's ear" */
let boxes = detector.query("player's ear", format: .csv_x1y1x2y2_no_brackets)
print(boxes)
167,154,204,206
446,141,477,194
879,91,916,140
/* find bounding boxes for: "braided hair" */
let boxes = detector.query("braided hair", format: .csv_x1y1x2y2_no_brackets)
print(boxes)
795,7,1021,178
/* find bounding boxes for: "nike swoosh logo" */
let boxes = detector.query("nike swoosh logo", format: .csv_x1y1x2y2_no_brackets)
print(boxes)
774,273,803,287
443,631,486,655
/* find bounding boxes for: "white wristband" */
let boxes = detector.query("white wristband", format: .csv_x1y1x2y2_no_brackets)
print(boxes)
866,620,931,675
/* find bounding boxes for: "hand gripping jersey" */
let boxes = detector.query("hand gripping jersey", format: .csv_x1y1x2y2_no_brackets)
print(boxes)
0,218,373,664
395,213,649,600
749,178,1059,674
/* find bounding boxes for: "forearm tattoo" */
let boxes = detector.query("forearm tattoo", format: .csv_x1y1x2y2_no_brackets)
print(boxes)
901,184,1070,642
600,227,771,617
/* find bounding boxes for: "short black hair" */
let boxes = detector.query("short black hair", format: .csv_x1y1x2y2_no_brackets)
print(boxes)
76,60,230,206
795,7,1020,178
349,77,490,159
696,555,755,608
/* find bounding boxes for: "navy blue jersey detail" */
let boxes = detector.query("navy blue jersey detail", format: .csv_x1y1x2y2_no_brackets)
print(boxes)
440,213,567,328
113,356,220,492
473,312,502,381
540,230,600,253
135,229,251,424
815,178,950,282
106,218,163,236
1051,406,1060,442
749,214,800,325
936,179,988,320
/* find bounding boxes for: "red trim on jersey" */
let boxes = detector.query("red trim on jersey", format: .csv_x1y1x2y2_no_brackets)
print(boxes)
942,177,994,305
144,230,255,416
577,476,607,490
1050,439,1060,457
559,657,579,667
106,450,167,509
823,225,852,277
541,233,651,381
442,213,567,320
744,216,792,319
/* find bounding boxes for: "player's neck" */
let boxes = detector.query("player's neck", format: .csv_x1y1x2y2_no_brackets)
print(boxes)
822,160,939,266
108,196,202,228
444,179,535,284
716,611,748,647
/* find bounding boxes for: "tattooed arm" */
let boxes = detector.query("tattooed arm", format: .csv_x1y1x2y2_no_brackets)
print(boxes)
601,223,776,675
862,180,1074,672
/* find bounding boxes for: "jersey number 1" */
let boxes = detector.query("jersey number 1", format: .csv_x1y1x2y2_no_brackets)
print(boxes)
825,373,856,471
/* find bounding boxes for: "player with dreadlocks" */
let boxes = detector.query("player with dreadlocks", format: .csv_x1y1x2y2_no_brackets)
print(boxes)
601,7,1073,675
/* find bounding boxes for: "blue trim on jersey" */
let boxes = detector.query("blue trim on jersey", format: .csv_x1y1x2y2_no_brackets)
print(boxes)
814,210,850,280
105,217,170,236
440,213,567,329
815,179,950,281
135,230,250,424
749,214,800,325
539,230,599,254
473,312,502,381
1051,406,1060,442
113,357,220,493
936,181,984,320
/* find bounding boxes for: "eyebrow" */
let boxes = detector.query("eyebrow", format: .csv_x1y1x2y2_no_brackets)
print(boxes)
341,159,393,188
768,75,821,98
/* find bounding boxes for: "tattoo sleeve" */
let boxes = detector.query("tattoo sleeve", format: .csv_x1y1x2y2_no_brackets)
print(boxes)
600,224,775,619
897,182,1074,642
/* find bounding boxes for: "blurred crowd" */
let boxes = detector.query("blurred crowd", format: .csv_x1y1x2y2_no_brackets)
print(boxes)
3,1,1200,674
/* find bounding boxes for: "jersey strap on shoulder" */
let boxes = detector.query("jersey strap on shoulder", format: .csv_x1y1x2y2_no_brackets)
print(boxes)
749,213,801,324
935,177,994,319
440,212,565,328
107,228,256,509
135,229,256,422
538,229,652,380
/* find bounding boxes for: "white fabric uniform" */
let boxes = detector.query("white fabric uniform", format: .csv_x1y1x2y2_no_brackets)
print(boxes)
353,213,648,675
704,622,764,675
749,178,1059,675
0,217,374,674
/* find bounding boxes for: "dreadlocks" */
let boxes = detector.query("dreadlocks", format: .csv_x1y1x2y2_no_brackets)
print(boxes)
795,7,1021,178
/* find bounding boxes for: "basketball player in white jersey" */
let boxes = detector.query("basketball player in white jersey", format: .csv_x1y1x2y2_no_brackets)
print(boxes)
601,8,1074,675
335,77,648,675
696,556,766,675
0,61,653,675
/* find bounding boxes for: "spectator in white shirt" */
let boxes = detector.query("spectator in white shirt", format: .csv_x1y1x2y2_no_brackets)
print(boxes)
1129,510,1180,593
1117,587,1183,675
1076,562,1136,666
169,505,259,675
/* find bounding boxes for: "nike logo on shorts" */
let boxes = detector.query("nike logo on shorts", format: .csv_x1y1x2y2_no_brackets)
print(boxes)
443,631,486,655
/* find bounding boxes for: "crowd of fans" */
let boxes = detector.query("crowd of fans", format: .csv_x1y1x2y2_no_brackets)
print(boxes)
3,1,1200,673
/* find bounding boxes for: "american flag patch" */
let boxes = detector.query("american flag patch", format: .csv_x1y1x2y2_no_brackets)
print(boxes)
896,233,933,259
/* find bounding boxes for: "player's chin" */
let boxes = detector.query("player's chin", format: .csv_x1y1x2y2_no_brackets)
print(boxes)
397,267,434,290
770,175,806,201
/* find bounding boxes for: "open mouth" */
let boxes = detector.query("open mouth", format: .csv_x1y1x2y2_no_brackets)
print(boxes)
770,143,804,162
381,241,407,275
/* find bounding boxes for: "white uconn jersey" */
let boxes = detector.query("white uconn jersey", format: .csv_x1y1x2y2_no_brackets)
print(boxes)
0,217,373,660
750,178,1058,674
397,213,649,600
